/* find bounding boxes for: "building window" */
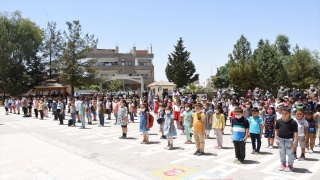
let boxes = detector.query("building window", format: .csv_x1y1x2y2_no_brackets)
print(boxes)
137,74,139,76
128,61,132,66
129,74,132,76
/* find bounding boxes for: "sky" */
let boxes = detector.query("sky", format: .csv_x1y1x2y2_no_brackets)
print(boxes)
1,0,320,82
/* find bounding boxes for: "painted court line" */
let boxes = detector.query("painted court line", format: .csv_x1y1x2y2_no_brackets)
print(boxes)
169,157,190,164
4,123,17,128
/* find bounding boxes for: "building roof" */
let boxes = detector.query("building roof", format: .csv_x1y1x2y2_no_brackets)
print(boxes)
34,83,67,89
148,80,176,87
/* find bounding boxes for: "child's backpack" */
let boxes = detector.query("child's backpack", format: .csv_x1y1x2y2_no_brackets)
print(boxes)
146,113,154,128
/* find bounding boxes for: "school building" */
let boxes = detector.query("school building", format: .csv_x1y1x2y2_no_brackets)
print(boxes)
86,45,155,92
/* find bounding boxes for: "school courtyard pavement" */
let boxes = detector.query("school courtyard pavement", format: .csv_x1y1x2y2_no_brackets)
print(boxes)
0,108,319,180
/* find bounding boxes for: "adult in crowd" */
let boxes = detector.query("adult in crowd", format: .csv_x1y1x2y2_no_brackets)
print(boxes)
162,89,168,101
307,84,320,100
148,91,155,110
168,90,173,100
217,89,225,101
142,90,148,98
265,90,273,100
290,87,301,101
191,90,197,102
253,87,262,100
277,85,288,99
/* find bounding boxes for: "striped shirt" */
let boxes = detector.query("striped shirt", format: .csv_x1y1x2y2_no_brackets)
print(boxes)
231,117,249,141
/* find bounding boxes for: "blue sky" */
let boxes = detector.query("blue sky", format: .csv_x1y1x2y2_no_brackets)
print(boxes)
1,0,319,82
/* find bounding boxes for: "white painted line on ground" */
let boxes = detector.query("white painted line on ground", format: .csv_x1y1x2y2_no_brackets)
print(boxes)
206,165,238,177
15,121,32,126
118,145,135,150
4,123,17,128
169,157,189,164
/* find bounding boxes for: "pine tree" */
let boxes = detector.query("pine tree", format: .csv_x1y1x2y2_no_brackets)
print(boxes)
228,35,253,90
253,39,290,90
165,37,199,88
59,20,99,97
275,34,291,56
228,35,252,63
288,45,315,89
41,21,63,79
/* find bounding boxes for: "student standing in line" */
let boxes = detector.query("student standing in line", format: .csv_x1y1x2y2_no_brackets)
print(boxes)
15,97,21,115
314,104,320,146
264,106,277,149
118,100,129,138
57,99,64,125
204,103,213,139
113,97,120,125
52,99,58,120
183,103,193,144
191,103,206,156
293,109,308,161
139,104,150,144
38,100,44,120
231,108,249,164
212,105,225,149
305,111,317,154
4,99,9,115
163,106,177,150
79,99,86,129
70,101,76,126
275,107,298,172
33,98,39,119
98,98,105,127
248,107,264,155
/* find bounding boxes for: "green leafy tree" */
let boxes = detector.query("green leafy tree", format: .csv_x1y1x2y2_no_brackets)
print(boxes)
107,80,123,92
275,34,291,56
228,34,252,63
253,39,290,90
183,83,205,94
212,63,230,88
42,21,64,79
0,11,43,96
311,50,320,86
78,85,100,91
59,20,99,97
288,45,317,88
165,37,199,88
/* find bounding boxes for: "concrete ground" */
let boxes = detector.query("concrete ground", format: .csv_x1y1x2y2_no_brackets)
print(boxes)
0,108,319,180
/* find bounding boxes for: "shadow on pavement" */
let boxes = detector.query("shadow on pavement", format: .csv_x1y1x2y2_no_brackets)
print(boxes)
304,158,319,161
147,141,161,144
149,133,158,136
243,160,260,164
293,168,312,173
123,137,137,140
204,152,218,156
259,151,273,155
221,147,234,150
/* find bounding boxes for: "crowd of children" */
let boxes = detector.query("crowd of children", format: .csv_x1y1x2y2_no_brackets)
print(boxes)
2,86,320,172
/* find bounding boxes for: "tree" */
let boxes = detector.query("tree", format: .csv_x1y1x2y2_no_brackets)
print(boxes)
77,85,100,91
165,37,199,88
288,45,317,89
228,57,254,90
212,62,230,89
311,50,320,86
275,34,291,56
183,83,205,94
0,11,43,96
107,80,123,92
228,35,254,90
59,20,99,97
228,34,252,63
253,39,290,90
42,21,63,79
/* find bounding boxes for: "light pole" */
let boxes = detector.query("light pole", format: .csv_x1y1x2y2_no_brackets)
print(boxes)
122,59,125,91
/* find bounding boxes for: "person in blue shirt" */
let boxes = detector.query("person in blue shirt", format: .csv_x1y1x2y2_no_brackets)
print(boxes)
248,107,264,155
231,107,249,164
